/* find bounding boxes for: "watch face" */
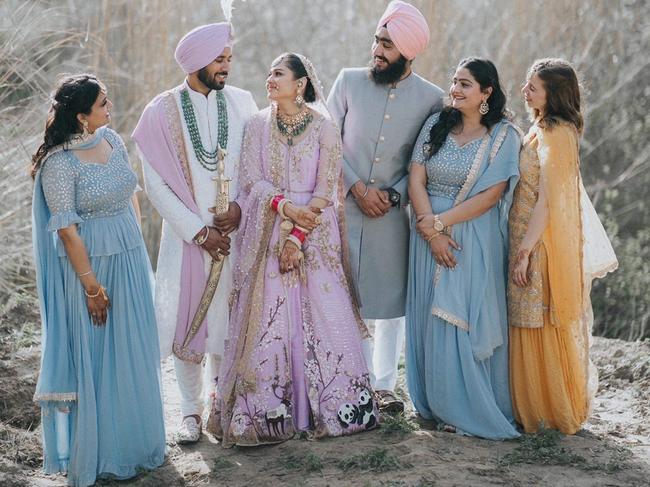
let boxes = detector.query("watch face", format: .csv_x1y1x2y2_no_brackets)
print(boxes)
390,193,399,203
434,220,444,231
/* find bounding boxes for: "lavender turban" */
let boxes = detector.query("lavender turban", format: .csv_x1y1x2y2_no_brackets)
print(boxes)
377,1,430,60
174,22,233,74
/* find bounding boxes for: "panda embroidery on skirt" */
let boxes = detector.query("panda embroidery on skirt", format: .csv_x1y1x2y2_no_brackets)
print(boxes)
337,389,377,430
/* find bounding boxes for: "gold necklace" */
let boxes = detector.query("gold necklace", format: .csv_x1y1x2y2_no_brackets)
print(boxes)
277,108,313,146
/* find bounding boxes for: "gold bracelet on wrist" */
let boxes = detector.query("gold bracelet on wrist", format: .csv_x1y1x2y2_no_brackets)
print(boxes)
85,285,107,301
77,270,93,277
426,231,441,242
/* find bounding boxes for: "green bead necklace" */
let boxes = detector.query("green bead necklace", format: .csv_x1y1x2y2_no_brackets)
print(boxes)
180,88,228,171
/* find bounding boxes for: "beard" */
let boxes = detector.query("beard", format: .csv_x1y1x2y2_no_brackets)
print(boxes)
369,55,408,85
198,67,226,91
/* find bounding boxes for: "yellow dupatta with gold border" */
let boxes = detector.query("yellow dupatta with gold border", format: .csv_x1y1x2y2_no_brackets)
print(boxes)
537,122,583,328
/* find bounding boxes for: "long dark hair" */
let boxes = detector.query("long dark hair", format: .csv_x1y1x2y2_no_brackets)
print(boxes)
527,58,583,134
427,57,508,156
271,53,316,102
31,74,104,178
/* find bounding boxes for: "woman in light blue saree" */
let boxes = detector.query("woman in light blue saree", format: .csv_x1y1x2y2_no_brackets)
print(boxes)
31,74,165,486
406,58,521,439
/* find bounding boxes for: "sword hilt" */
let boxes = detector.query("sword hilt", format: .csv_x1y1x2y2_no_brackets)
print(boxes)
212,145,231,215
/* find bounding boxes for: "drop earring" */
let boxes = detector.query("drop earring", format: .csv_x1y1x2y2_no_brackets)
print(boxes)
82,119,90,136
479,100,489,115
295,81,305,108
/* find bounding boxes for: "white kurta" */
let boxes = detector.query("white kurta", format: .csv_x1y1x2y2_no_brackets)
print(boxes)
141,81,258,360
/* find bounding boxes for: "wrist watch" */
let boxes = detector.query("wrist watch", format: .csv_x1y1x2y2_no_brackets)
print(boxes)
384,187,401,207
433,214,445,232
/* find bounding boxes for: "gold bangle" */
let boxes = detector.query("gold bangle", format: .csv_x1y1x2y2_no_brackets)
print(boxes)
84,285,104,298
77,270,92,277
194,226,209,246
426,231,441,242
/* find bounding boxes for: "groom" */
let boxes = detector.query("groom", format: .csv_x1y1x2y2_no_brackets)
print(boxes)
327,1,444,412
133,22,258,444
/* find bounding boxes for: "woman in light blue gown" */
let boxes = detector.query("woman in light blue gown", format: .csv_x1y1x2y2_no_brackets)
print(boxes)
31,74,165,486
406,58,520,440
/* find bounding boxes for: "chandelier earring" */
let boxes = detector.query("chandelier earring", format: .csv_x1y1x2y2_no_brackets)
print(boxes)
479,99,490,115
295,80,305,108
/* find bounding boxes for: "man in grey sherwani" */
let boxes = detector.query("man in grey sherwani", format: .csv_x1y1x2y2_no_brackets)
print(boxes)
327,0,444,413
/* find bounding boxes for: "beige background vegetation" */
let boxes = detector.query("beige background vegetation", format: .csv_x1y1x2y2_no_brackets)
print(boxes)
1,0,648,338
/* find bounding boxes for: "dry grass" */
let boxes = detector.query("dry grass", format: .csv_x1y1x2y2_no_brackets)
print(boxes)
0,0,648,336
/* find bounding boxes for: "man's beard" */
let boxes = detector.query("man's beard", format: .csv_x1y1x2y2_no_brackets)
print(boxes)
198,67,226,91
369,55,408,85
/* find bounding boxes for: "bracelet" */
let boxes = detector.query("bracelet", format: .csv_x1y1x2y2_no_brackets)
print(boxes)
77,270,93,277
84,285,107,301
286,234,303,249
278,198,293,220
426,231,441,242
290,226,308,244
359,186,369,200
271,194,285,212
194,226,209,246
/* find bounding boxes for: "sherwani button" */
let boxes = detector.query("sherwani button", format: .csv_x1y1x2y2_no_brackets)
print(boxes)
374,157,380,163
380,136,385,142
384,114,390,120
389,93,396,99
370,178,376,184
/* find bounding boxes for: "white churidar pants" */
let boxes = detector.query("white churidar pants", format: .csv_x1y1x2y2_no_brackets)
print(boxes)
361,317,405,392
173,354,221,418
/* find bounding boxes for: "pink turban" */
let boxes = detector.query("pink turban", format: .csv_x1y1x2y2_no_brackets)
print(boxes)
377,1,430,60
174,22,233,74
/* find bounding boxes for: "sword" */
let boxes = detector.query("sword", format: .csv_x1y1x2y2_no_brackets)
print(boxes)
181,146,230,350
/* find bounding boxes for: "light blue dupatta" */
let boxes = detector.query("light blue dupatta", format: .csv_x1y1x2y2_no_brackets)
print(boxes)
430,120,521,360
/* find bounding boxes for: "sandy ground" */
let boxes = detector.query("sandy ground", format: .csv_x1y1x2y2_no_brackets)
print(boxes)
1,296,649,487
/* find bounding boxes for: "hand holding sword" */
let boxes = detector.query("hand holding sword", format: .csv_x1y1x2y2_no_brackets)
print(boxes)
182,145,233,350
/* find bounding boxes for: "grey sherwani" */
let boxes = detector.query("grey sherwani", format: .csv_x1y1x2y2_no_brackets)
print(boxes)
327,68,444,319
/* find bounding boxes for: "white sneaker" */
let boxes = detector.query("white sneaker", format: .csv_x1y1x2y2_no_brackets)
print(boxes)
176,415,202,444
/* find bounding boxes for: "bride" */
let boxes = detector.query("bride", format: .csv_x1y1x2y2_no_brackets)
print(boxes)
210,53,378,446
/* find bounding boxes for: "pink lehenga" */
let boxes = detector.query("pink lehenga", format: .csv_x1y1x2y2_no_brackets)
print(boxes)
210,104,377,447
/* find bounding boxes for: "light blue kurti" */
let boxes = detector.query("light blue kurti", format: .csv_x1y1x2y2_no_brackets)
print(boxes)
33,128,165,486
405,113,521,440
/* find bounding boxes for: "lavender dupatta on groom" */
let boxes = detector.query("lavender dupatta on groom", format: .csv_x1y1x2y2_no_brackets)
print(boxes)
132,89,209,363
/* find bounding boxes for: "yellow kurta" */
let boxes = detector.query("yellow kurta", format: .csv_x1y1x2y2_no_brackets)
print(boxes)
508,123,590,434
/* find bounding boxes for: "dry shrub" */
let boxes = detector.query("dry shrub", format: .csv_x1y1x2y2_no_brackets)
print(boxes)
0,0,648,337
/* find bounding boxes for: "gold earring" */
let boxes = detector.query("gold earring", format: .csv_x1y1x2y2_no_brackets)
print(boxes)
82,119,89,136
295,81,305,108
479,100,489,115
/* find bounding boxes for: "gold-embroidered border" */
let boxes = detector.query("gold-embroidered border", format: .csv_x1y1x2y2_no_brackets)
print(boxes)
431,307,469,331
33,392,77,403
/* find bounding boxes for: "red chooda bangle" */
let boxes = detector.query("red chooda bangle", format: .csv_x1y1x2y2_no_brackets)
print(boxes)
271,194,285,212
290,226,308,244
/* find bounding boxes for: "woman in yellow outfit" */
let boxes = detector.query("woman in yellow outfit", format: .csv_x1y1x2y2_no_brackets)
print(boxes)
508,58,617,434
